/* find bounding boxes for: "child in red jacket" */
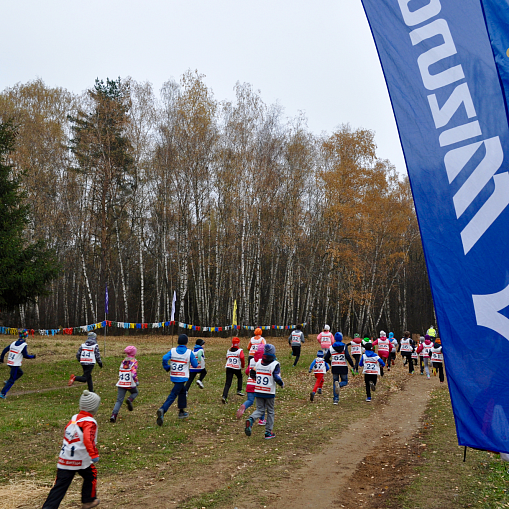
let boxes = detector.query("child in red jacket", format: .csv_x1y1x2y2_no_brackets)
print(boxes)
42,390,101,509
373,331,392,374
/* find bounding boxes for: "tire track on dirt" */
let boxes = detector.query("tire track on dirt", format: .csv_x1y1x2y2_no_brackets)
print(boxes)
260,373,441,509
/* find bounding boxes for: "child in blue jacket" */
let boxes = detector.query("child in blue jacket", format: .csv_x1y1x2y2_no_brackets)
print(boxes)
359,342,385,402
0,330,36,398
156,334,198,424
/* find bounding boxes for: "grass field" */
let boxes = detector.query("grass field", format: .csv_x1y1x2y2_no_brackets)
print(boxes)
392,387,509,509
0,334,508,508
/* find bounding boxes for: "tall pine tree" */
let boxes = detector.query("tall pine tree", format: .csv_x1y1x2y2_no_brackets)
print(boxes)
0,119,60,309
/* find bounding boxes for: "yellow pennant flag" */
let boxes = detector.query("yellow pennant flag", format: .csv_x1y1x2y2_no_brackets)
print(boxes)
232,300,237,326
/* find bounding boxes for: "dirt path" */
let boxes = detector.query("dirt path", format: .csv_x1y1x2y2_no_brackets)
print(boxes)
259,372,442,509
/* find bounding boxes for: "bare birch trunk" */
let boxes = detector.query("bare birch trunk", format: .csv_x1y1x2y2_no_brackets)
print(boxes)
81,250,96,323
138,222,145,324
116,222,129,320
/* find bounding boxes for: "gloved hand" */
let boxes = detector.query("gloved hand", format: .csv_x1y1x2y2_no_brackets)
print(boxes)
0,360,3,364
92,456,100,463
281,382,285,389
136,381,139,386
98,362,103,368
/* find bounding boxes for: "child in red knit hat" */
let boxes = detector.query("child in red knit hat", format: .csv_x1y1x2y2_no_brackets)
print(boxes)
222,337,245,404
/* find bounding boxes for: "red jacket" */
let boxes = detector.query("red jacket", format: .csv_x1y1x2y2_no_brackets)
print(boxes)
67,410,99,460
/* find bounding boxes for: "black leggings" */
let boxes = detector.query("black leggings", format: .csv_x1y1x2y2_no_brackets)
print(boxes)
75,364,95,392
402,352,414,373
352,354,361,372
185,369,207,391
432,362,444,382
291,345,301,366
222,368,243,398
42,465,98,508
364,374,378,398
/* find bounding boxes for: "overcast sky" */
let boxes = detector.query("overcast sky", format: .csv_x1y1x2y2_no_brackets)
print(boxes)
1,0,407,174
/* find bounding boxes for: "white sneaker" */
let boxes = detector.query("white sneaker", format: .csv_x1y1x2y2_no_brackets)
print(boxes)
196,380,204,389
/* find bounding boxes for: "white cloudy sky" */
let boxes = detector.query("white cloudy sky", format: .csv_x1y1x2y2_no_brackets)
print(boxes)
1,0,407,174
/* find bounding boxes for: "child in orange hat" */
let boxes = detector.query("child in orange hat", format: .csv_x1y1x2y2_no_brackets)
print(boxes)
247,328,266,363
222,337,245,404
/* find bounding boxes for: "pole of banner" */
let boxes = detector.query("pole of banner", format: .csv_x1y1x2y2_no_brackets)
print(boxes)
104,311,107,357
171,321,174,348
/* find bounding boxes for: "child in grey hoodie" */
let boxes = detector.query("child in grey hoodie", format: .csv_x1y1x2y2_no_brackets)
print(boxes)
68,332,103,392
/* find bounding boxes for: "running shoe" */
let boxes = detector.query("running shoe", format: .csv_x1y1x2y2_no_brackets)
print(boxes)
196,380,204,389
317,388,322,394
109,414,117,423
333,399,339,405
178,411,189,419
0,393,6,399
265,431,276,439
427,374,431,379
236,391,245,397
258,418,266,426
369,380,376,392
245,418,253,436
365,397,371,402
125,398,133,411
236,404,246,419
221,396,227,404
68,374,76,386
156,408,164,426
310,392,315,402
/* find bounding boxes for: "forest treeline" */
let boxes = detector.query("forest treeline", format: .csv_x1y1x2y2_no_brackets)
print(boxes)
0,72,434,337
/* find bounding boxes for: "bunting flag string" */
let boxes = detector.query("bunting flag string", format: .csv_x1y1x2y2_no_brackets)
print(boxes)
0,321,308,337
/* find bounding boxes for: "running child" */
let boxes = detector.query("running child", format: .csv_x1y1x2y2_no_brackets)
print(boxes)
222,337,245,404
0,330,36,399
110,346,139,423
156,334,198,424
317,325,333,353
309,350,329,402
430,340,445,383
348,333,363,373
247,328,266,363
245,344,284,439
417,335,433,378
236,343,265,426
288,324,305,367
324,332,355,404
41,390,101,509
185,339,207,392
373,331,392,373
398,331,415,374
68,332,103,392
411,338,420,369
359,342,385,402
388,332,398,367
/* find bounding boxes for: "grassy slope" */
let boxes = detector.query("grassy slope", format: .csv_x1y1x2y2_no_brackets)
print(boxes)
394,386,509,509
0,334,381,508
2,335,508,508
